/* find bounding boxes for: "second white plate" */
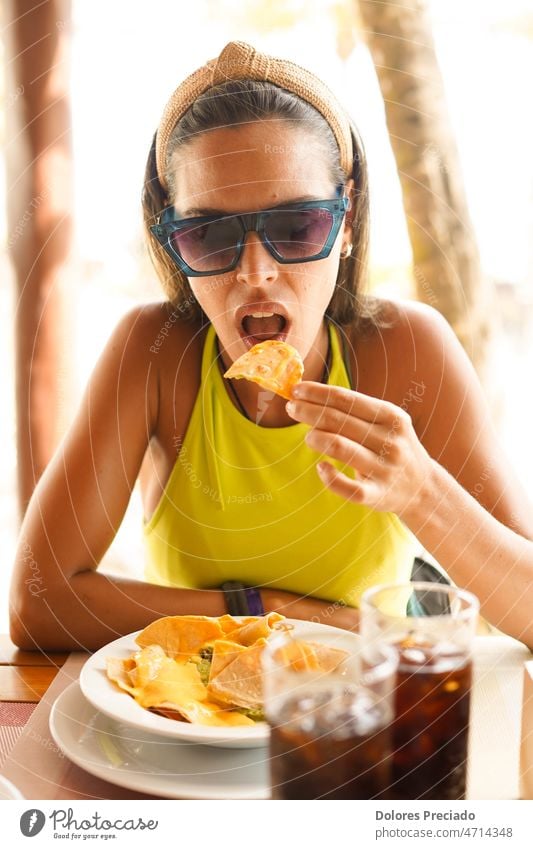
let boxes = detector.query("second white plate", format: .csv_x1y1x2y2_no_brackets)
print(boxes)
0,776,25,800
49,681,270,799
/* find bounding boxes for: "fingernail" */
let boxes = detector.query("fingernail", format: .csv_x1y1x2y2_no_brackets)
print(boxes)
291,385,302,398
286,401,295,415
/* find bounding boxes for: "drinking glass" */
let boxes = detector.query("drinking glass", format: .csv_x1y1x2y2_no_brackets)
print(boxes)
360,582,479,800
262,625,397,799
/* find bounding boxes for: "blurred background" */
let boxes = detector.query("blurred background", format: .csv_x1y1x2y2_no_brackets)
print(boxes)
1,0,532,633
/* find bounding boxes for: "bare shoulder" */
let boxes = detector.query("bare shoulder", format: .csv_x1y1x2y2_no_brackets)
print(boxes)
109,300,204,382
111,301,202,359
95,301,205,443
347,296,459,409
370,296,479,409
359,295,456,357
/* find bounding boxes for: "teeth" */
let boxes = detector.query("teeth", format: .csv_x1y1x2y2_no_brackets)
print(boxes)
249,312,275,318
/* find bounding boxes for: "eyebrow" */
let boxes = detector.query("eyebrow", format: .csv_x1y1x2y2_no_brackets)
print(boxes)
181,195,326,217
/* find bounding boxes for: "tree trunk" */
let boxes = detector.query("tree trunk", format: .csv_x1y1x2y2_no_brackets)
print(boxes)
4,0,74,518
357,0,492,373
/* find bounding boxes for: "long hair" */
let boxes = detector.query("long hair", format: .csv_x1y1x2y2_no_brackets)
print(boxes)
142,80,381,328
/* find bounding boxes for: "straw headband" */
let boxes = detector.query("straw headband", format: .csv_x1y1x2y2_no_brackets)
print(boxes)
155,41,354,191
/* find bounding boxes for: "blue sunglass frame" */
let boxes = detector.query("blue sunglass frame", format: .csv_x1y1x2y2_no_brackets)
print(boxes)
150,190,349,277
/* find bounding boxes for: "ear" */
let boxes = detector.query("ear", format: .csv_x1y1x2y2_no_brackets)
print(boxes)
342,177,356,243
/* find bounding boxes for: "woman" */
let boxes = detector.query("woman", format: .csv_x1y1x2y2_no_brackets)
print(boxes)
10,42,533,650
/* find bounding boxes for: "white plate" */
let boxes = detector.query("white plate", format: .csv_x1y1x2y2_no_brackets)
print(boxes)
0,775,25,800
79,619,359,748
50,681,270,799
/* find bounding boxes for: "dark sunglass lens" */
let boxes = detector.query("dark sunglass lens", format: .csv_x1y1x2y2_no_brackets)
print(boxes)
265,208,334,259
171,218,242,272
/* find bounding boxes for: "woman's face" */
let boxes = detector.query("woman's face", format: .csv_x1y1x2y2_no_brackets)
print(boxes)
171,120,352,373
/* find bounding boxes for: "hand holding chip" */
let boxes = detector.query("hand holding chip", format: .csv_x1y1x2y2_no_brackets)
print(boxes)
286,381,434,521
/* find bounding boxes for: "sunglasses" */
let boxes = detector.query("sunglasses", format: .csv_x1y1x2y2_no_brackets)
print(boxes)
150,188,349,277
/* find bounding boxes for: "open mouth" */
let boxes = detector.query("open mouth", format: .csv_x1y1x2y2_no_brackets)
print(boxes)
237,304,290,348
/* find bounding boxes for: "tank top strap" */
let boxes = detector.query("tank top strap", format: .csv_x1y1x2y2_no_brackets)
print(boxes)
327,322,353,391
201,324,219,383
339,328,355,390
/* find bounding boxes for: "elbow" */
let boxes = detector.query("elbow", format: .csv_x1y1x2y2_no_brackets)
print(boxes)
9,577,31,648
9,587,49,651
9,580,70,652
9,605,41,651
10,532,86,651
9,570,100,652
9,620,44,652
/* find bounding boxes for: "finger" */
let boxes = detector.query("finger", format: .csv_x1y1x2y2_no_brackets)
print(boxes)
305,428,378,478
287,398,390,453
316,461,372,505
291,381,398,425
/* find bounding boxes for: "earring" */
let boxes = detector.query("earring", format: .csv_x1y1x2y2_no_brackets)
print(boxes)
340,243,353,259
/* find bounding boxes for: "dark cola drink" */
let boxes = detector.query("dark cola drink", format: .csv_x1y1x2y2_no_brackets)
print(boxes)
391,642,472,800
269,685,393,799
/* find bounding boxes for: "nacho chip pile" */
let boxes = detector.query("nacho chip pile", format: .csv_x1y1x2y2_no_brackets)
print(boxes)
106,613,287,727
107,613,350,728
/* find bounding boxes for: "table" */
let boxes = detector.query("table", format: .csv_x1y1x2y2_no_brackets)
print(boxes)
0,633,532,800
0,641,155,799
0,636,67,702
0,636,66,785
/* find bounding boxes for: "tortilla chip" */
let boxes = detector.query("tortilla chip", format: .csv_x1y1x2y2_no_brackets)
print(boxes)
224,340,304,400
312,643,349,672
106,656,137,694
275,640,321,672
169,699,255,727
153,707,184,721
274,640,348,673
224,611,286,646
218,614,248,634
209,639,248,683
107,644,206,707
207,640,266,710
135,615,226,659
107,644,255,727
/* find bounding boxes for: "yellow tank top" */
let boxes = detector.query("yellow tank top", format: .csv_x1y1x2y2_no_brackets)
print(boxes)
144,322,416,607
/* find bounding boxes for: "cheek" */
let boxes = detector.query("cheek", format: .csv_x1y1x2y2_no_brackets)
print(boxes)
189,276,231,313
300,255,339,302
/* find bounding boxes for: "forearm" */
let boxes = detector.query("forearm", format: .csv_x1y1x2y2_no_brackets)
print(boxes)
10,570,227,652
402,459,533,647
261,587,359,631
10,567,358,652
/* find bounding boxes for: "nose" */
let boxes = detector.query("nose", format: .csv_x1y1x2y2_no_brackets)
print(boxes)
234,232,278,287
